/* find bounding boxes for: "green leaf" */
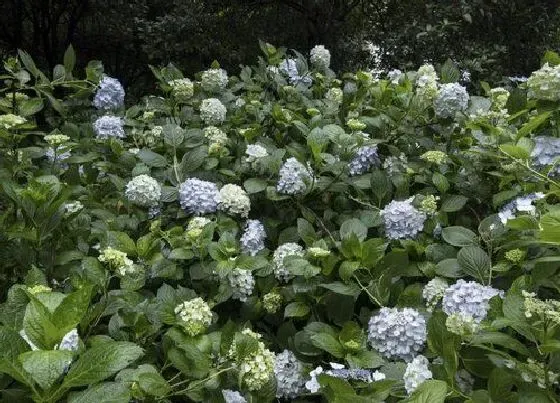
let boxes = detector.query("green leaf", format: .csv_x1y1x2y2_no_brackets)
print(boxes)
180,147,207,173
499,144,530,159
442,226,478,247
310,333,345,358
137,149,167,168
19,350,73,390
488,368,516,402
138,372,171,397
432,173,449,193
435,258,463,278
540,210,560,244
320,282,360,297
23,297,59,349
440,59,460,83
457,246,490,283
297,218,316,245
163,124,184,147
67,382,131,403
244,178,267,194
0,327,33,384
441,195,468,212
52,286,92,334
345,349,383,369
63,44,76,73
404,380,447,403
471,332,529,355
517,111,552,138
339,218,368,241
63,342,143,388
284,302,310,318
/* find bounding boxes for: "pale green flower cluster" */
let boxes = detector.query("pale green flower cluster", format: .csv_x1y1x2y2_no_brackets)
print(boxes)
203,126,228,156
505,249,525,263
201,68,228,93
307,247,330,258
325,87,343,104
98,247,134,276
44,134,70,146
27,284,52,294
200,98,227,125
415,64,438,101
169,78,194,102
422,277,448,312
512,358,559,389
420,150,447,164
522,290,560,325
0,114,26,129
347,118,366,131
218,184,251,217
186,217,212,241
229,329,275,391
63,201,84,215
420,195,439,215
174,297,213,336
263,291,282,314
446,312,480,336
489,87,510,110
527,63,560,101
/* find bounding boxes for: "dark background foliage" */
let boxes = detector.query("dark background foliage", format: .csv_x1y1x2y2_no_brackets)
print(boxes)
1,0,560,91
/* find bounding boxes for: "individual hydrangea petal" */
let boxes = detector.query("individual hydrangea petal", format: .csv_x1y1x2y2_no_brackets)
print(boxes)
310,45,331,70
274,350,305,399
277,157,313,195
442,279,503,322
218,184,251,217
93,115,125,140
174,297,213,336
229,268,255,302
527,63,560,101
367,307,427,361
404,355,432,394
434,82,469,118
381,198,426,240
240,220,266,256
200,98,227,125
201,68,228,93
272,243,305,282
93,76,125,110
348,146,380,176
179,178,219,215
125,174,161,207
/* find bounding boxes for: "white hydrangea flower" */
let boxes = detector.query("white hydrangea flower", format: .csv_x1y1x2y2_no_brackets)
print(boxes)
422,277,448,312
245,144,268,163
367,307,427,361
203,126,227,145
93,76,125,110
415,63,438,100
57,328,79,352
218,184,251,217
200,98,227,125
325,87,343,104
229,329,275,391
442,279,503,322
174,297,213,336
44,134,70,146
186,217,212,240
527,63,560,101
499,192,545,224
201,68,228,93
434,83,469,118
63,201,83,216
381,198,426,240
179,178,220,215
169,78,194,102
387,69,403,84
222,390,247,403
125,174,161,207
383,153,408,174
0,114,26,129
93,115,125,140
305,366,323,393
310,45,331,70
404,355,432,394
98,247,134,276
277,157,313,195
274,350,305,399
279,59,312,85
240,220,266,256
229,268,255,302
348,146,380,176
272,243,305,282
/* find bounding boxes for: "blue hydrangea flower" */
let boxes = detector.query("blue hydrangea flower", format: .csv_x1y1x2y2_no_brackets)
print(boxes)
240,220,266,256
93,76,125,110
274,350,306,399
93,116,125,140
404,355,432,394
179,178,219,215
367,307,427,361
531,136,560,175
498,193,545,224
348,146,380,176
442,279,503,322
277,157,313,195
434,83,469,118
381,198,426,240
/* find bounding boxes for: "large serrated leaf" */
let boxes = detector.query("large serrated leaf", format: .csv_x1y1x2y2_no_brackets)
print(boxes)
67,382,131,403
19,350,73,390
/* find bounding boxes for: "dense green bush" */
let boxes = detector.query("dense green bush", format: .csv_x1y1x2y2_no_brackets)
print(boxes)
1,43,560,402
